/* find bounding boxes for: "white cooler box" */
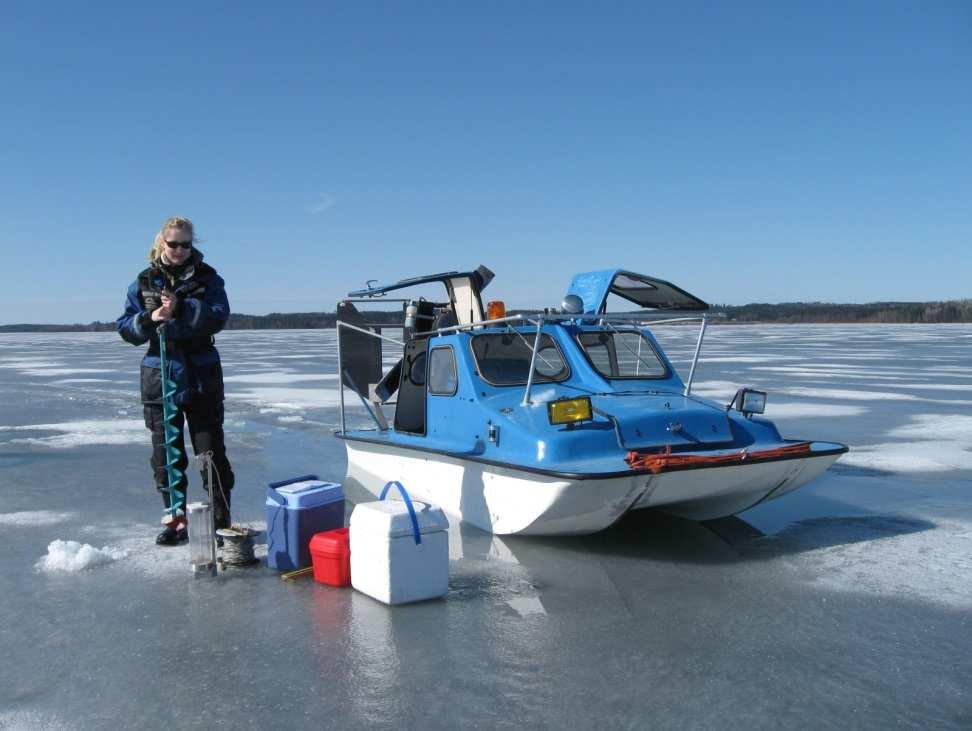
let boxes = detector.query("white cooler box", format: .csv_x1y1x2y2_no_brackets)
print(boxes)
350,484,450,605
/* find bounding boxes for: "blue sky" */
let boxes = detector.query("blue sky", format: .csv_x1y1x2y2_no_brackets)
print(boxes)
1,1,969,324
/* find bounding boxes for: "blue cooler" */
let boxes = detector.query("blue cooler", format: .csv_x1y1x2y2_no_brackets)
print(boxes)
266,475,344,571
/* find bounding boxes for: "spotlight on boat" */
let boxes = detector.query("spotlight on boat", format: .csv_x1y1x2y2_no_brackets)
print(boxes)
547,396,593,426
561,294,584,315
730,388,767,417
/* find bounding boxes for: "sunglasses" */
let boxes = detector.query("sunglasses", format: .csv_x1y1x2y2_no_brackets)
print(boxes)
164,240,192,250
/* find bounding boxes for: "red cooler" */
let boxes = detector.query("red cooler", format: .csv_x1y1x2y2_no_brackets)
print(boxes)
309,528,351,587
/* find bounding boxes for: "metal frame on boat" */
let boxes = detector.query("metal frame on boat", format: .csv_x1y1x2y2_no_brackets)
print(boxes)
334,266,847,535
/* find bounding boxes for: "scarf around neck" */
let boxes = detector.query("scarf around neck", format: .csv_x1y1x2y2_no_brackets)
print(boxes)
155,249,203,287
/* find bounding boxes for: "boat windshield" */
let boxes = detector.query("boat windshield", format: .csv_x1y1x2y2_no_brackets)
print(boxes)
577,330,668,379
471,333,570,385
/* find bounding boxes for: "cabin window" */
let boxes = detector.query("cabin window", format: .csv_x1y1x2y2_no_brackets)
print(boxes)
577,331,668,379
428,346,458,395
470,333,569,386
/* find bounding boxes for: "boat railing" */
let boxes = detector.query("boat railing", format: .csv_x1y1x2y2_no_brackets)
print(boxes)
336,305,712,432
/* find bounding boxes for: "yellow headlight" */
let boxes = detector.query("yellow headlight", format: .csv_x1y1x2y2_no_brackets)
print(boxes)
547,396,593,425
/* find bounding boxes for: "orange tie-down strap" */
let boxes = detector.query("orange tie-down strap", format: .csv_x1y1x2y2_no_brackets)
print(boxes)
625,441,813,474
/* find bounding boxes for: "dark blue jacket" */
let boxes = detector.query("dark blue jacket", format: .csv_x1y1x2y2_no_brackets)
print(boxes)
116,254,230,405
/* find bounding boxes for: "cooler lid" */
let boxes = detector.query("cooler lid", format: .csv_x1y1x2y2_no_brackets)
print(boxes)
267,480,344,510
309,527,350,555
350,499,449,539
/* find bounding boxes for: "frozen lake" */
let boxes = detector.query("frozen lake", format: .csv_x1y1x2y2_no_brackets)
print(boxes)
1,325,970,728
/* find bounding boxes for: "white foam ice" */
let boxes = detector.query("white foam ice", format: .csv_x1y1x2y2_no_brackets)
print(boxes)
229,386,343,410
18,368,115,377
49,378,116,385
765,402,867,418
696,356,800,363
790,517,972,609
37,539,128,572
840,443,972,473
0,510,75,527
0,419,146,448
892,383,972,392
887,413,972,440
224,372,337,384
0,710,70,731
838,413,972,474
687,380,740,398
277,415,304,423
0,359,66,368
782,387,920,401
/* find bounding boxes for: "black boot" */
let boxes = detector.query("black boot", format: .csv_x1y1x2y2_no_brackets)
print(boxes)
156,521,188,546
156,488,188,546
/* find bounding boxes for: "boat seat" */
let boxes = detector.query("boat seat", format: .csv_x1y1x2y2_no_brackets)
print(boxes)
433,308,458,330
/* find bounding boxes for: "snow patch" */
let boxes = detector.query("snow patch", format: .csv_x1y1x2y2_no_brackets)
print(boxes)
49,378,116,385
892,383,972,392
230,386,343,410
791,518,972,609
765,402,867,418
0,510,75,527
37,539,128,572
888,413,972,440
842,441,972,473
0,710,70,731
0,419,145,448
687,380,740,398
19,368,114,377
782,387,920,401
223,372,337,384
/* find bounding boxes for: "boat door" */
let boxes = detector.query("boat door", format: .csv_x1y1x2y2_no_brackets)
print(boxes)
394,338,428,435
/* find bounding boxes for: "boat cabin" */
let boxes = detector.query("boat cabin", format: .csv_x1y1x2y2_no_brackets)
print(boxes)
334,265,791,475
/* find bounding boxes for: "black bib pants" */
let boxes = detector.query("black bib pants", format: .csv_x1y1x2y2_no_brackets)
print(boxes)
143,338,234,524
144,398,234,510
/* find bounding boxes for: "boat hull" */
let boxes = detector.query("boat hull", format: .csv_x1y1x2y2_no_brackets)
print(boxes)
343,439,845,535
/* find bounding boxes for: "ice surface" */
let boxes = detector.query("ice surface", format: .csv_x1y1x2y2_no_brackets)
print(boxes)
37,540,128,572
2,326,971,727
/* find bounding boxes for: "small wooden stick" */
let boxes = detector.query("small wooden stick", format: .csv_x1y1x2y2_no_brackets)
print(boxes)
280,566,314,581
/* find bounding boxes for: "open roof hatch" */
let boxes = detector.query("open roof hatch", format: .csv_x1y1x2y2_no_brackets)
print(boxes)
566,269,708,315
347,265,494,326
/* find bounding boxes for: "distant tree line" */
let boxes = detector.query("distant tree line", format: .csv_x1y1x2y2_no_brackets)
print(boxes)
2,300,970,333
713,300,972,324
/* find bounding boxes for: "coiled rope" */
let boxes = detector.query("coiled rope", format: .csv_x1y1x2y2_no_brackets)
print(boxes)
197,450,258,567
217,526,258,566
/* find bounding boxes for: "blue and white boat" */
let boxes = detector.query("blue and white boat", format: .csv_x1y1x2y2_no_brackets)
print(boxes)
335,266,848,536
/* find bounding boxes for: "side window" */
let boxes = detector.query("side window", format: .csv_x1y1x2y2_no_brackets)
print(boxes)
428,346,458,396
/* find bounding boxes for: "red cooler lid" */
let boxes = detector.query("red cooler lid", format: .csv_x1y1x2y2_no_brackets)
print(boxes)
309,528,350,556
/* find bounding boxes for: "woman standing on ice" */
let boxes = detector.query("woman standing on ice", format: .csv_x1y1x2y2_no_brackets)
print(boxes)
116,216,235,545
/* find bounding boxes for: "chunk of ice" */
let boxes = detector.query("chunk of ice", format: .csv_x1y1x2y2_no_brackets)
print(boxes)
37,540,127,572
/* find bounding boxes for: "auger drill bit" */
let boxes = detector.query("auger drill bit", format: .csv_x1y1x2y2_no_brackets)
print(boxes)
158,325,186,523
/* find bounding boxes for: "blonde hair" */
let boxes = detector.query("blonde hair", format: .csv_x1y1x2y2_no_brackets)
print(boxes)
148,216,196,261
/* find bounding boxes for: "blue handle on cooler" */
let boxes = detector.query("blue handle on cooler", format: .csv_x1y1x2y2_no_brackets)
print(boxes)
379,481,422,545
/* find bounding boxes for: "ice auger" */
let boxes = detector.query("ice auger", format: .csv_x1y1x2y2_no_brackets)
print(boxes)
158,325,186,524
